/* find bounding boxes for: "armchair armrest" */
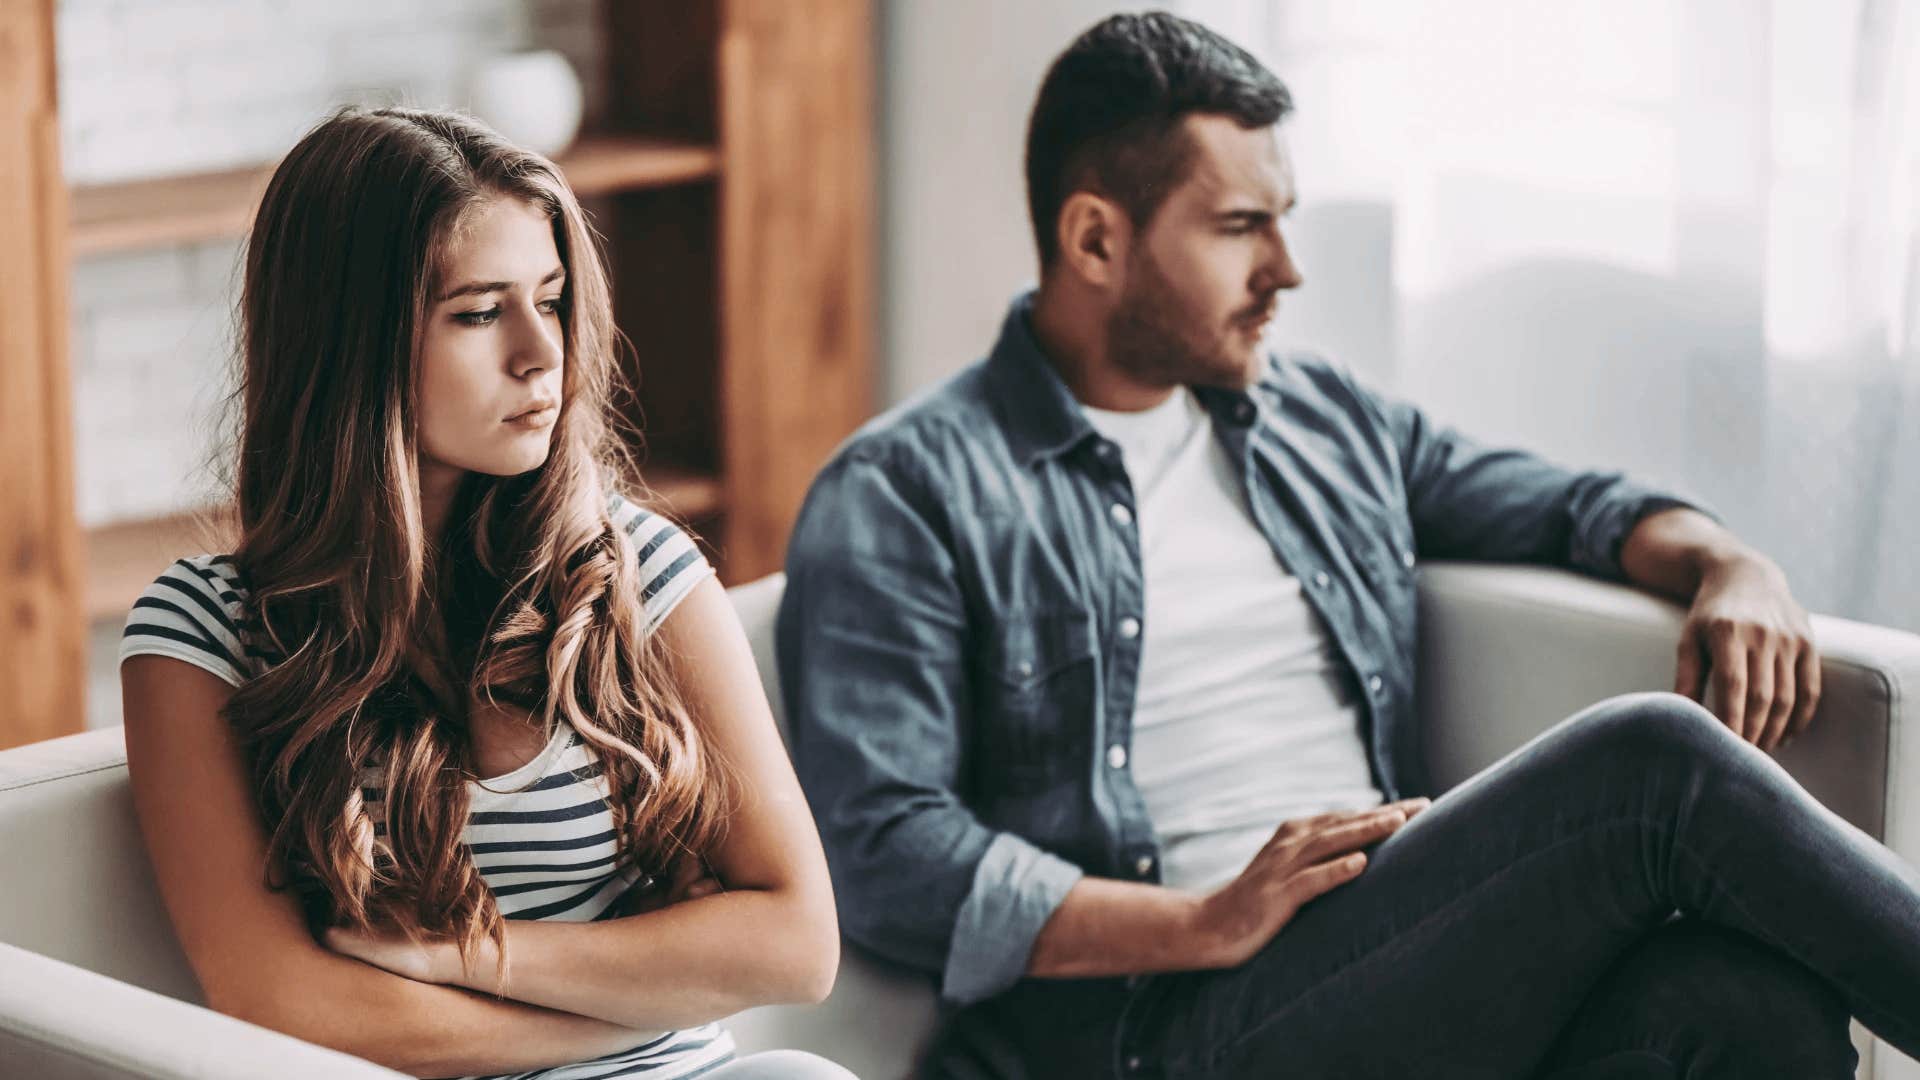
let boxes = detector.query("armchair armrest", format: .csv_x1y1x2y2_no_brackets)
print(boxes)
1415,562,1920,841
1415,561,1920,1080
0,941,405,1079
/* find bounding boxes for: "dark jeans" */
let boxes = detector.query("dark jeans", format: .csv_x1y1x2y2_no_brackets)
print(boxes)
924,693,1919,1079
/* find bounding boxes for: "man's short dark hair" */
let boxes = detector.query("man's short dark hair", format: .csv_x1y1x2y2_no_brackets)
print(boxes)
1025,11,1292,267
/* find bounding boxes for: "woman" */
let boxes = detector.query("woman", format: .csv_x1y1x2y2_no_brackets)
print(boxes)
119,107,856,1079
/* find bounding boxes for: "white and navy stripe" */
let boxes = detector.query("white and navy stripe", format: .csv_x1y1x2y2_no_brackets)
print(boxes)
120,493,730,1079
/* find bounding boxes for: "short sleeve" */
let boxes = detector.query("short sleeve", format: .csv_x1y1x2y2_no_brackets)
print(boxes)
120,556,252,688
608,494,715,632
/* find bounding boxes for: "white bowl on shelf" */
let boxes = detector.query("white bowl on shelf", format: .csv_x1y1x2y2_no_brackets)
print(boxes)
466,49,584,158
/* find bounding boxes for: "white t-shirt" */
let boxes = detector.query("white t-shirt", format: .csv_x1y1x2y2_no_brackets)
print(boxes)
1083,389,1384,892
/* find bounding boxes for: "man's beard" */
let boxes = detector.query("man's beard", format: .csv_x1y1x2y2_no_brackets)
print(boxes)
1105,254,1250,391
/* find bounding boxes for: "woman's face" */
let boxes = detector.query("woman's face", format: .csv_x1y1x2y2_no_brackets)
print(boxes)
416,195,567,487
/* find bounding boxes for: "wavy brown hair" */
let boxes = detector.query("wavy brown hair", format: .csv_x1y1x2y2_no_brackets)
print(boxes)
223,106,729,973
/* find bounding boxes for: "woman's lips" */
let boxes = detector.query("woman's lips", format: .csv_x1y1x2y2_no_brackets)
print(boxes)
505,404,558,428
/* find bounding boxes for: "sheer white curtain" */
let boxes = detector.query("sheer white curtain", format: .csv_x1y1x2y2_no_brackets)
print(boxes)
1183,0,1920,631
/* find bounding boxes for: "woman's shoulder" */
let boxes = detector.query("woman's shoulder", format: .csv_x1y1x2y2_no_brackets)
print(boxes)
119,554,256,689
605,491,714,629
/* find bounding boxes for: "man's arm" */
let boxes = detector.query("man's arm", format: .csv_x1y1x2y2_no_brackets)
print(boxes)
1027,801,1427,978
1352,372,1700,579
1348,369,1818,751
1620,507,1820,752
778,449,1082,1006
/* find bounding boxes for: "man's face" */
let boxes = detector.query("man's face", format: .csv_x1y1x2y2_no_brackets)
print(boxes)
1108,114,1302,391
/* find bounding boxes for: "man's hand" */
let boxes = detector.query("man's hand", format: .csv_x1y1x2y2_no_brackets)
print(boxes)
1620,508,1821,754
1673,552,1820,753
1191,798,1429,969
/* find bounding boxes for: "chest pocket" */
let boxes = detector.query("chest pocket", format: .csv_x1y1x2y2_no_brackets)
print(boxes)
978,610,1099,790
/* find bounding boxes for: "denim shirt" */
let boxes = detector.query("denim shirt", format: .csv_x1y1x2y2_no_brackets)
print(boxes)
777,292,1702,1008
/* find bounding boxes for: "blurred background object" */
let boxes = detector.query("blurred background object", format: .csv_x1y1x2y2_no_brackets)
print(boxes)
0,0,873,746
0,0,83,756
467,48,585,157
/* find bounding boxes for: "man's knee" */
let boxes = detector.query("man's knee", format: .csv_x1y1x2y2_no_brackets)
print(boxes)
1566,692,1736,768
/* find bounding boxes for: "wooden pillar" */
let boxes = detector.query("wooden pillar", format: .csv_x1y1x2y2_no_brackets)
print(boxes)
718,0,876,582
0,0,84,749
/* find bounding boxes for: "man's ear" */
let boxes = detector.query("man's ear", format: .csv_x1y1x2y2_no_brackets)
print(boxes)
1055,191,1131,290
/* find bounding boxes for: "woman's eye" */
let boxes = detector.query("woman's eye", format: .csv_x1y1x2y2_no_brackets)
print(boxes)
455,308,501,326
537,297,563,315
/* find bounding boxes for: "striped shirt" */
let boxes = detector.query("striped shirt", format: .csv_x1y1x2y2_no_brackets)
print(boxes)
119,493,736,1079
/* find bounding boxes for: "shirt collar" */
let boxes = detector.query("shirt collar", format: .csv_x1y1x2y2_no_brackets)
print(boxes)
984,291,1100,467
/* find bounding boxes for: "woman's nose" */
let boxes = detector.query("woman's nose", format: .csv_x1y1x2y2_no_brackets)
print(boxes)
509,304,563,377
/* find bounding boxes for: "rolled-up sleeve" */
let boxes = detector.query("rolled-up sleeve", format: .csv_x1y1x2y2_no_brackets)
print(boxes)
945,832,1084,1004
778,448,1083,1006
1349,374,1712,581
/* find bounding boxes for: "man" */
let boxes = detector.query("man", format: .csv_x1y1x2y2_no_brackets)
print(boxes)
779,12,1920,1078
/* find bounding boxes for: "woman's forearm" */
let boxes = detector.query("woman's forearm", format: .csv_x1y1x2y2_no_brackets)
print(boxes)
240,951,662,1078
458,886,839,1031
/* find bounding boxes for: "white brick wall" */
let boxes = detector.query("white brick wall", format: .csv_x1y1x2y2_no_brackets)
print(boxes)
60,0,603,528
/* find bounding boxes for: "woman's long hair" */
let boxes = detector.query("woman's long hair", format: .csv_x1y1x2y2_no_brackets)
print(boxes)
225,106,728,970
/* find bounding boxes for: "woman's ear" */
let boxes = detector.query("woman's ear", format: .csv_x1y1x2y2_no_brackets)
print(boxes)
1054,191,1131,291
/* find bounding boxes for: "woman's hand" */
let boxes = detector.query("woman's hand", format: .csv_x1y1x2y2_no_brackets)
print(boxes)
612,858,727,918
323,922,478,986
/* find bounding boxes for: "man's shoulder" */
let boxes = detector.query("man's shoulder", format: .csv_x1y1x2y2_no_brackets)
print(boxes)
1255,348,1359,400
1249,348,1395,426
825,359,1004,478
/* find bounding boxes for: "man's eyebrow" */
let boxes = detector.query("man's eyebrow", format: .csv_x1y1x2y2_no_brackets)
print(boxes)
436,266,566,302
1216,207,1278,225
1216,193,1296,223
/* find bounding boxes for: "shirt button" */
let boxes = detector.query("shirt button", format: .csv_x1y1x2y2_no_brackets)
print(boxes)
1107,743,1128,769
1015,660,1034,678
1110,502,1134,527
1232,401,1255,424
1125,974,1143,990
1313,571,1331,590
1368,674,1385,696
1127,1054,1145,1071
1402,550,1416,569
1118,616,1141,639
1133,854,1154,876
1096,441,1118,462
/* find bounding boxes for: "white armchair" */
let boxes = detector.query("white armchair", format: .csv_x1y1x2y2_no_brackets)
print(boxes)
2,566,1916,1079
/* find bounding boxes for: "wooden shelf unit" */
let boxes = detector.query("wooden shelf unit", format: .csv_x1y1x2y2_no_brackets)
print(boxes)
70,134,722,257
2,0,874,748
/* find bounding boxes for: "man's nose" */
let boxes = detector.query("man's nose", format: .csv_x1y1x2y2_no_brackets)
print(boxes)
1261,228,1304,293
